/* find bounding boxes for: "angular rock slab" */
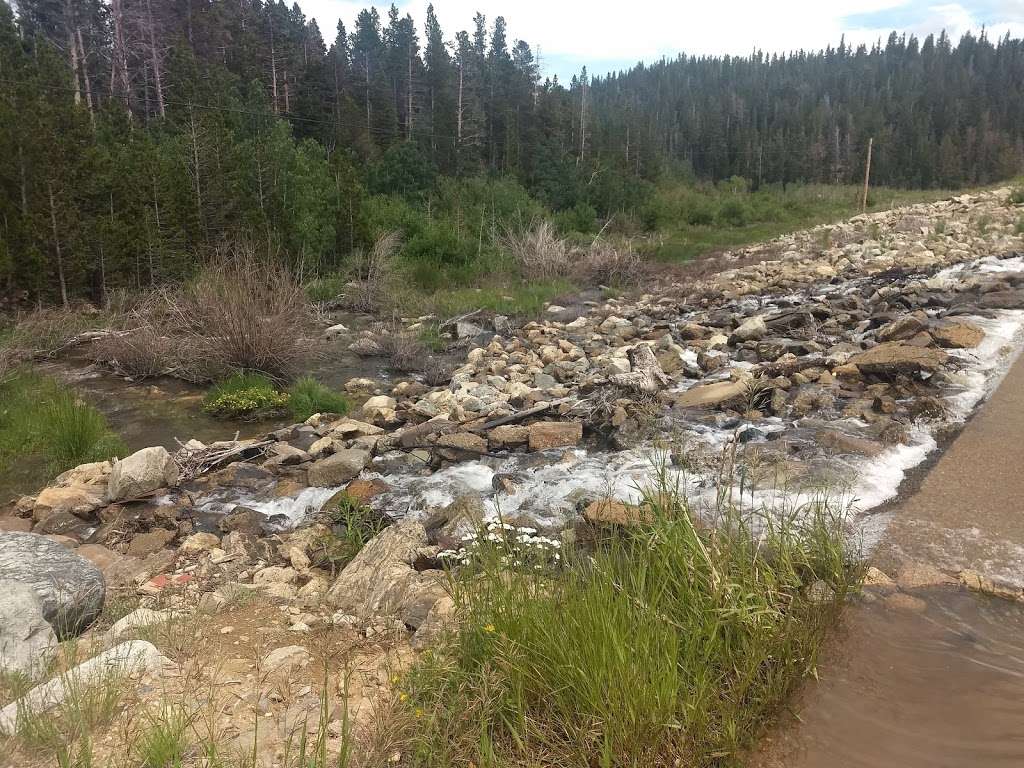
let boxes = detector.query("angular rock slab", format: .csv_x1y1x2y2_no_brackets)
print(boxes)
106,446,179,502
327,521,446,629
0,640,170,735
0,532,105,637
0,580,57,677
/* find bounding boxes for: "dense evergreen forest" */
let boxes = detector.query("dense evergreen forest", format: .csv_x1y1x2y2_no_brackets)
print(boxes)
0,0,1022,303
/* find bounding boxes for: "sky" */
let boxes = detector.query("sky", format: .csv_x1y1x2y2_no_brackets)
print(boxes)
300,0,1024,81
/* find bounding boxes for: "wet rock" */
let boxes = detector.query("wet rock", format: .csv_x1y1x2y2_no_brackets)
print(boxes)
527,421,583,451
883,592,928,612
674,379,747,409
896,561,956,590
848,342,948,375
487,425,530,448
219,507,264,535
729,315,767,344
107,447,179,502
876,315,926,342
863,566,897,594
0,532,105,636
0,580,57,676
307,449,371,487
977,289,1024,309
435,432,488,461
930,321,985,349
818,430,886,457
340,478,390,505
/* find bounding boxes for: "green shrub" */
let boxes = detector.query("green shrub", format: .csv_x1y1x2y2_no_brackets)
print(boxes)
202,373,289,420
685,200,716,226
1009,187,1024,205
717,196,750,226
286,377,349,421
401,470,860,766
309,494,390,576
305,273,348,302
554,201,598,234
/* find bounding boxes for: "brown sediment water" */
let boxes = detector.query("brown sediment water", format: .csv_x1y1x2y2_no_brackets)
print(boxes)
756,352,1024,767
757,587,1024,768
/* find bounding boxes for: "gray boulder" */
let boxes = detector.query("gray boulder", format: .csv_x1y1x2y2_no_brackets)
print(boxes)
327,521,446,629
0,580,57,676
307,448,370,487
107,446,179,501
0,532,105,636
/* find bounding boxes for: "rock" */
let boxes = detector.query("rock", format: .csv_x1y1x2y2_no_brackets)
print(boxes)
488,425,530,448
876,315,925,342
107,447,179,501
527,421,583,451
349,337,384,356
806,580,835,605
341,478,390,505
307,448,371,486
848,342,948,375
0,532,105,636
179,532,221,554
456,320,484,339
930,321,985,349
32,485,106,522
218,507,264,535
126,528,175,558
883,592,928,613
253,566,298,586
895,560,956,590
107,608,177,640
0,517,32,533
818,430,886,457
0,581,57,676
863,566,897,593
673,380,747,409
411,595,457,650
0,641,171,735
32,512,92,540
328,418,384,438
435,432,487,460
323,323,348,340
262,645,312,677
327,521,446,629
978,289,1024,310
582,499,650,526
729,315,767,343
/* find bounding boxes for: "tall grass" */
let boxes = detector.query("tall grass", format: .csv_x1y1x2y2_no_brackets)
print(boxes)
287,376,349,421
0,371,126,479
400,469,860,767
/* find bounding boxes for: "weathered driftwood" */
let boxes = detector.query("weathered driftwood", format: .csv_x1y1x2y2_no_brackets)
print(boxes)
608,344,670,394
464,396,575,433
173,437,272,481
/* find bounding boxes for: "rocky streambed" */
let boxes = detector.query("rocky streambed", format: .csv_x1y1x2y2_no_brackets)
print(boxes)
4,187,1024,620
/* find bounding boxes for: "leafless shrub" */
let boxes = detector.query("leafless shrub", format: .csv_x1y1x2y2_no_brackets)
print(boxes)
88,243,317,383
344,231,402,312
421,357,455,386
579,239,643,287
504,220,572,279
378,331,428,373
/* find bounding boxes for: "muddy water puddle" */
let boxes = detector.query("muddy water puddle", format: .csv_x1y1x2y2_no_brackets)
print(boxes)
758,588,1024,768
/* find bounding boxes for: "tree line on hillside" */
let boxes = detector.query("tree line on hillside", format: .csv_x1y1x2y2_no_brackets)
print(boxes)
0,0,1021,304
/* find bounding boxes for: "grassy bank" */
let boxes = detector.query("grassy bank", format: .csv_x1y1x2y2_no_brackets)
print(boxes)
395,475,862,767
646,182,954,262
0,371,126,488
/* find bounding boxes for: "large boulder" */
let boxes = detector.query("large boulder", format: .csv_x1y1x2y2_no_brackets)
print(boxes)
307,448,371,487
848,342,948,375
930,321,985,349
673,379,747,409
0,532,105,636
0,580,57,676
327,521,446,629
527,421,583,451
106,447,179,501
729,315,767,344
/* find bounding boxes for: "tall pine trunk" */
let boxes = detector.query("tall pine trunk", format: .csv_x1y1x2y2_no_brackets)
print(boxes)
47,182,69,308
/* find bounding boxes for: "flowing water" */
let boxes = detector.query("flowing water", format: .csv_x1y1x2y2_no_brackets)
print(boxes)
756,588,1024,768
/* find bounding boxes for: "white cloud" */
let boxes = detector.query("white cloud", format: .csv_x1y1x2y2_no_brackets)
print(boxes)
300,0,1024,78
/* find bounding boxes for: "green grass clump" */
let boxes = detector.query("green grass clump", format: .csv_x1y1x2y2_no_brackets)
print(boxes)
305,273,349,303
134,705,194,768
286,376,349,421
0,371,127,480
400,471,861,767
1009,186,1024,205
202,372,290,420
309,494,390,576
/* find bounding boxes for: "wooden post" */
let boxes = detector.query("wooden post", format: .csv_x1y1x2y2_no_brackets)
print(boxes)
861,137,874,213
